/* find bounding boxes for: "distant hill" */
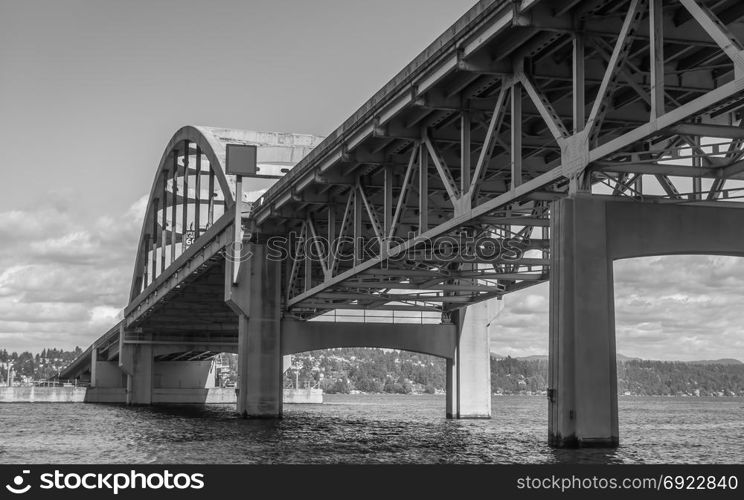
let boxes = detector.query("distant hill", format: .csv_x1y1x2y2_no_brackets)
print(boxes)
617,353,641,362
492,353,638,362
516,355,548,361
686,358,743,366
489,356,744,396
285,348,744,397
490,352,742,365
486,353,744,396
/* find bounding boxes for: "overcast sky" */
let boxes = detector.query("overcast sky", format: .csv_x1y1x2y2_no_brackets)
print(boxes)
0,1,742,362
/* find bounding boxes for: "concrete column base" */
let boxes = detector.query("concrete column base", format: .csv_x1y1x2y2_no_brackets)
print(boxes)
549,435,620,448
446,300,492,419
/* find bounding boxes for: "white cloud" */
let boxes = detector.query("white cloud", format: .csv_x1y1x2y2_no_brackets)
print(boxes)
0,195,146,352
89,305,124,328
490,255,744,362
0,264,127,304
0,209,74,241
124,195,149,223
0,301,90,323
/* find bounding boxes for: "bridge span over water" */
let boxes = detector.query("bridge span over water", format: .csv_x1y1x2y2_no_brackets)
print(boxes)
62,0,744,447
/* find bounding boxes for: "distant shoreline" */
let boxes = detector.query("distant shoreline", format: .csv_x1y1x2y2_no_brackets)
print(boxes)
325,392,744,399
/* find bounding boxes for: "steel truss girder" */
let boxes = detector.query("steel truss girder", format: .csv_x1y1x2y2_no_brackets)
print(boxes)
240,0,744,314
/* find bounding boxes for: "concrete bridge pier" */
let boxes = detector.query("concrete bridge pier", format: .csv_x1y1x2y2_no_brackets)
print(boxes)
446,301,492,419
549,195,744,447
549,196,618,448
89,347,98,388
119,331,154,405
231,245,284,418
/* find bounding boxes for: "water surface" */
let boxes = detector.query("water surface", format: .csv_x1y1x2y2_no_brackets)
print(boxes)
0,395,741,463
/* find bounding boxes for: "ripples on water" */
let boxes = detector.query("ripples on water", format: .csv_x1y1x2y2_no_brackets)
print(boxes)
0,395,741,463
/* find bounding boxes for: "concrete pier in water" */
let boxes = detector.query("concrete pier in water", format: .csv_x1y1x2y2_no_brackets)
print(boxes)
549,196,744,447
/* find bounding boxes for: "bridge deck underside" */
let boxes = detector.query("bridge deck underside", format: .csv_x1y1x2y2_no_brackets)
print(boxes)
133,261,235,336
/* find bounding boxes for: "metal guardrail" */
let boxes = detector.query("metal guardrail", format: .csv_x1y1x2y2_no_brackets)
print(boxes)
321,309,442,324
4,379,90,388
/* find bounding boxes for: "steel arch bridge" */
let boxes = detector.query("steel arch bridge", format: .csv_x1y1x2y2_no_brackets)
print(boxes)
63,0,744,448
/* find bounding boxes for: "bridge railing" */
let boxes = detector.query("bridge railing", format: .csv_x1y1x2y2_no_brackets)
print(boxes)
317,309,442,325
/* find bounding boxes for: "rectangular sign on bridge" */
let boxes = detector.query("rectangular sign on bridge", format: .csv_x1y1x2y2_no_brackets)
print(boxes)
225,144,258,176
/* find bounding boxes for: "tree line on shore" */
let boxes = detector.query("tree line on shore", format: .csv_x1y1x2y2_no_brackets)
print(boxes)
285,348,744,397
4,346,743,397
0,347,83,383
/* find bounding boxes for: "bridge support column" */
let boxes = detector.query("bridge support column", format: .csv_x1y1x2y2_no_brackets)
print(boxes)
549,196,618,448
446,300,491,419
119,330,154,405
89,347,98,388
235,245,283,418
124,344,153,405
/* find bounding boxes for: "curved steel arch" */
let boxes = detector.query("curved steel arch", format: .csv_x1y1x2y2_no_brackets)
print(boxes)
128,126,239,301
155,125,237,203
